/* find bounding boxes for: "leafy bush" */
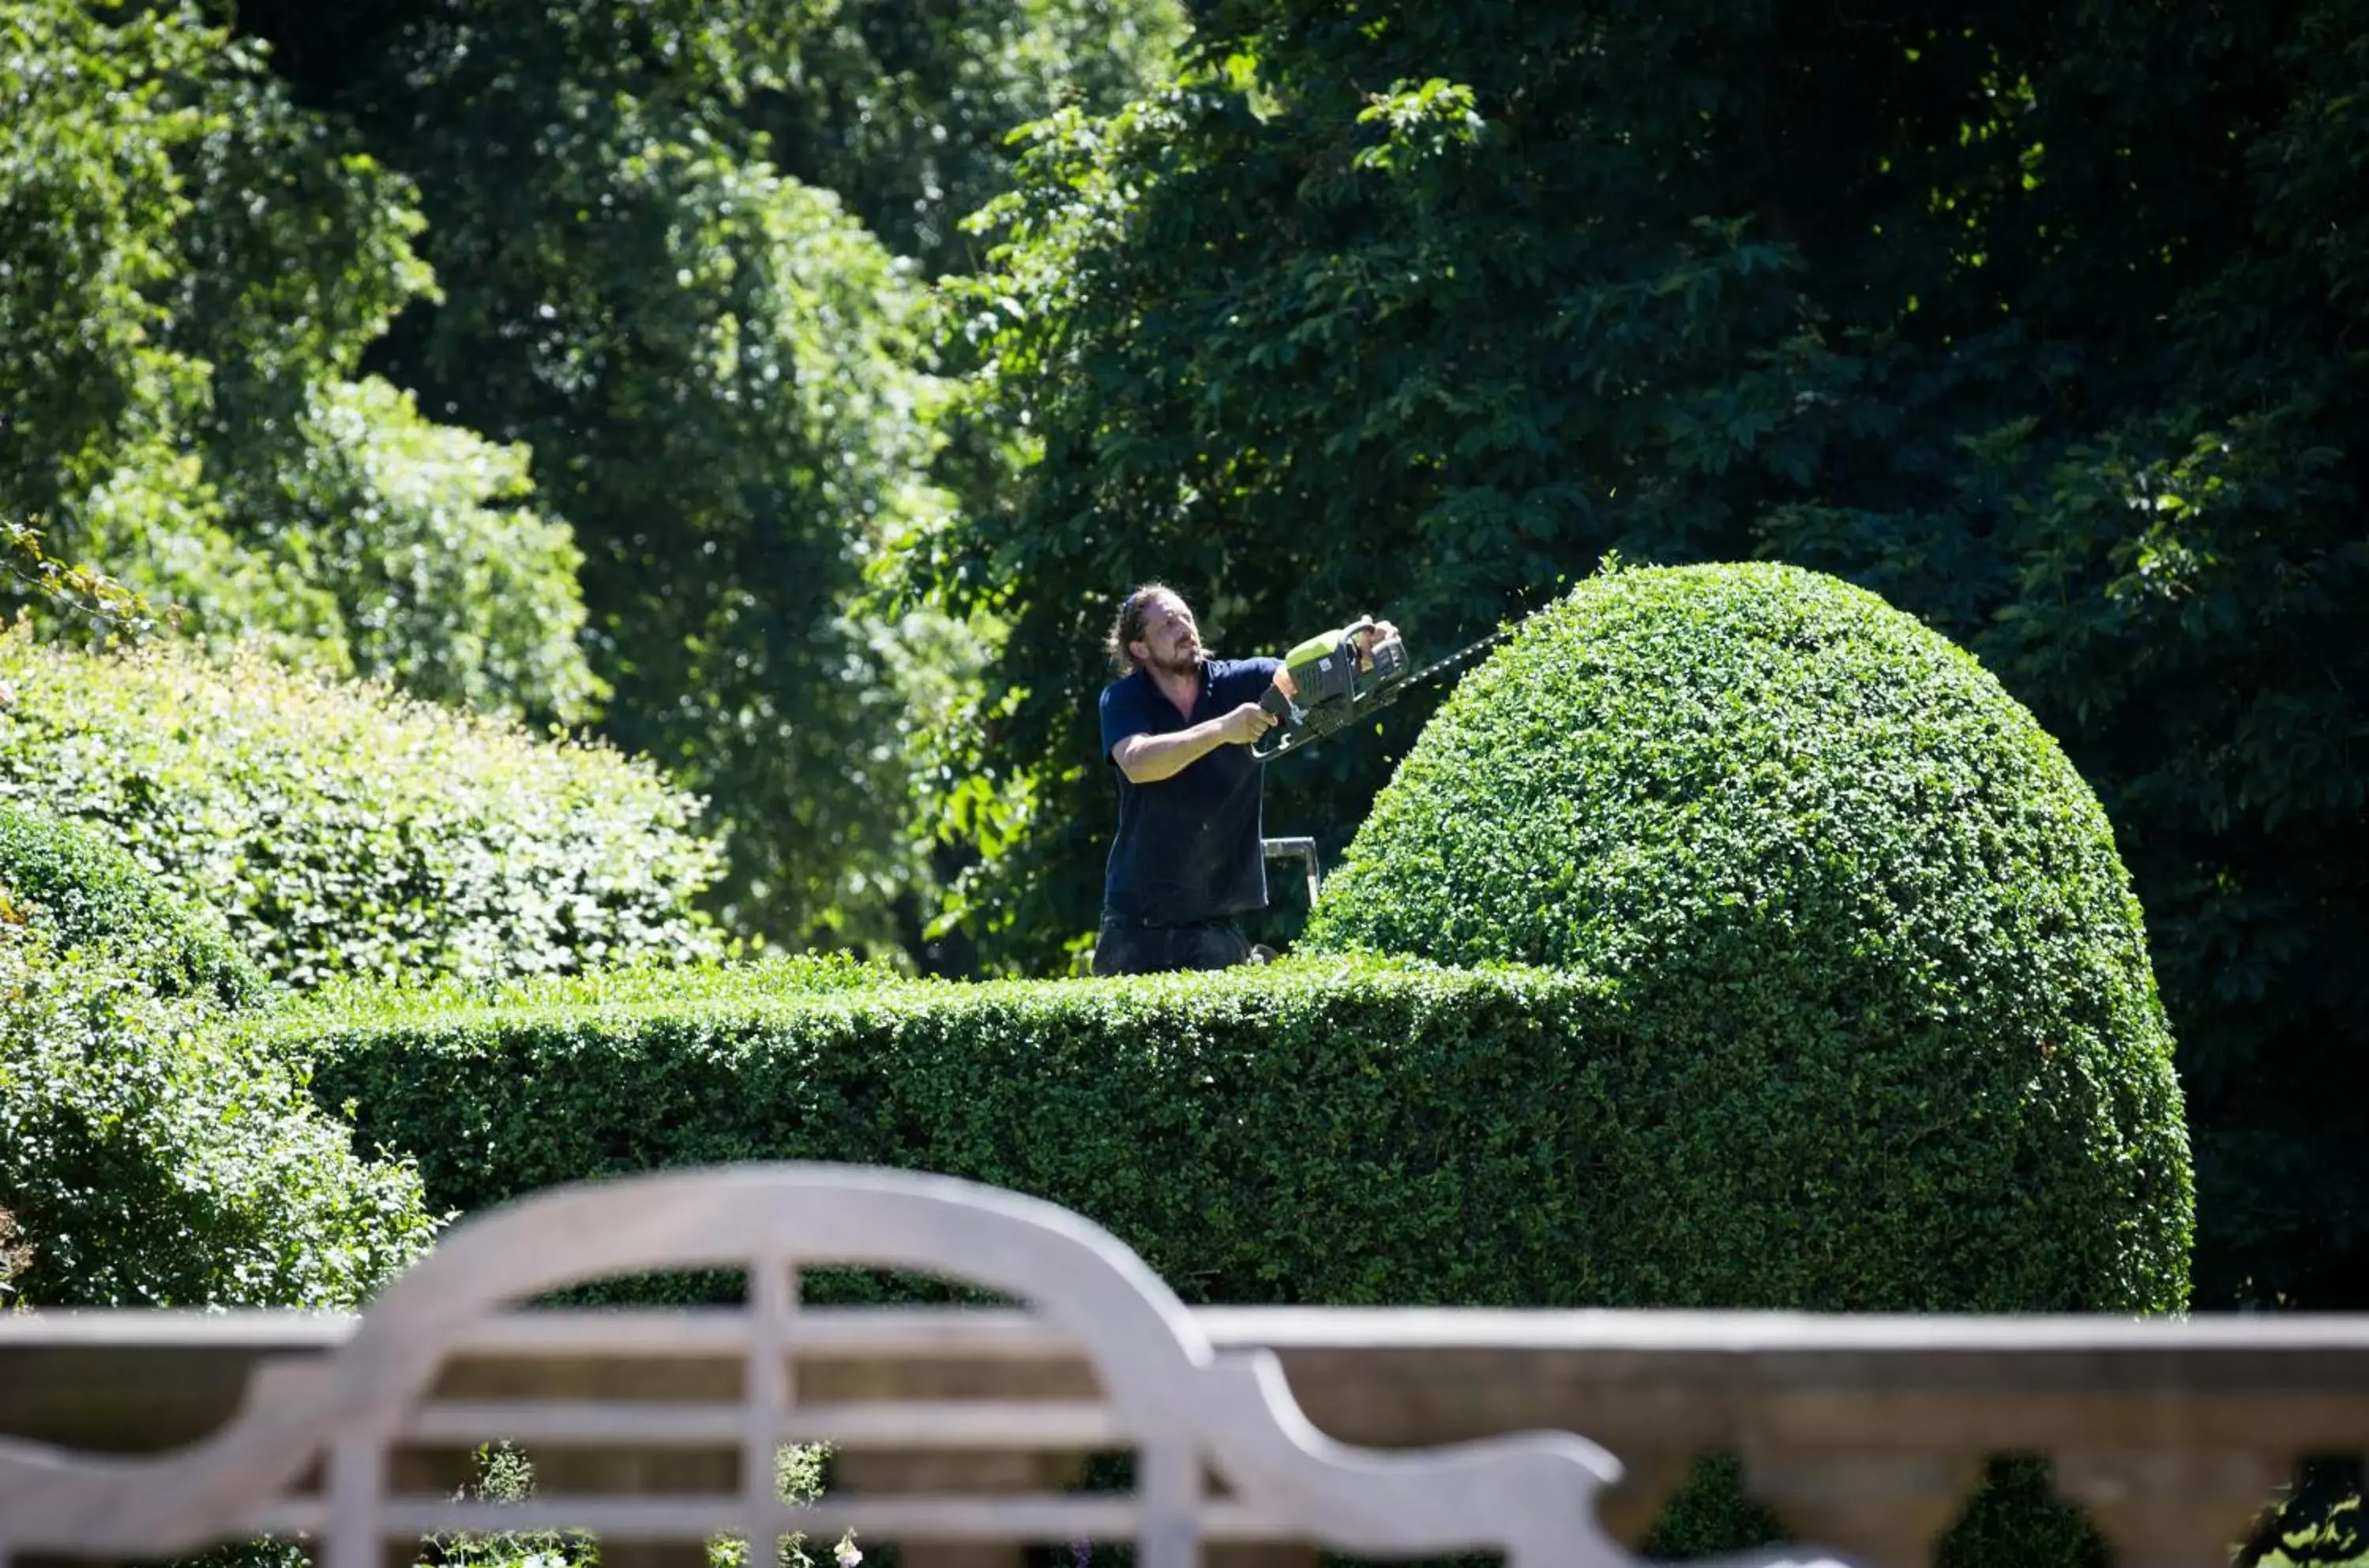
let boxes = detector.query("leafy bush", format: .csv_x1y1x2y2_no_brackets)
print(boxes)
1306,561,2192,1314
0,803,264,1006
0,799,435,1307
0,624,724,988
0,923,435,1308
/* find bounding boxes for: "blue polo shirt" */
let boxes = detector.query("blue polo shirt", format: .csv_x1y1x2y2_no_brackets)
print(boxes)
1098,656,1282,923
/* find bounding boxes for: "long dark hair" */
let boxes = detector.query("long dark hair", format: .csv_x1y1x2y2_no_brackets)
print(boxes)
1104,582,1179,676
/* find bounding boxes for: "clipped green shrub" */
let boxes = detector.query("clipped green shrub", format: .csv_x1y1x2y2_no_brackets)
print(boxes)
0,926,436,1308
277,930,2179,1314
0,622,724,988
0,803,265,1006
0,1205,27,1305
1305,561,2192,1314
277,957,1645,1304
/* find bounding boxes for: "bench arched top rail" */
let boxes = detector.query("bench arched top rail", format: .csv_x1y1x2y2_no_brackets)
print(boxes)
0,1163,1854,1568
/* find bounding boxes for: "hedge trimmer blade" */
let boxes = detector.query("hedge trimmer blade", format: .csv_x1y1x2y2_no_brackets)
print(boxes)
1253,626,1509,763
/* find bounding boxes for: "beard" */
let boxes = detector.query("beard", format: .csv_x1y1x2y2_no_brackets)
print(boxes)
1145,645,1203,677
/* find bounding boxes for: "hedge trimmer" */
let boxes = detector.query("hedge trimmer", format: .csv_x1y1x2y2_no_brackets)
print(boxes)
1252,615,1511,763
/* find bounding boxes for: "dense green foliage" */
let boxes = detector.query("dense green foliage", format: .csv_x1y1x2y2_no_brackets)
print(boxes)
0,625,723,988
1308,561,2192,1312
5,0,1184,948
0,0,598,718
929,0,2367,1309
217,0,1182,949
0,804,263,1007
0,808,434,1307
280,953,2187,1315
750,0,1190,276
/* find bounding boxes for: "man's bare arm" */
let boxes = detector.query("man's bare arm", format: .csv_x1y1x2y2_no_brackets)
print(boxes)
1112,703,1276,782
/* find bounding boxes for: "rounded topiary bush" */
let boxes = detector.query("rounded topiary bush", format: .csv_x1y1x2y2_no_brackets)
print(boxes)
0,805,265,1007
0,921,437,1307
1305,561,2191,1314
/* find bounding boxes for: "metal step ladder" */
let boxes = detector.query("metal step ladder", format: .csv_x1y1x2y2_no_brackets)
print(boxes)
1263,836,1322,909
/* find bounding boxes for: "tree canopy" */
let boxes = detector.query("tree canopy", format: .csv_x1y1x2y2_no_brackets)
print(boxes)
227,0,1184,949
3,0,1183,948
929,0,2367,1309
0,0,598,715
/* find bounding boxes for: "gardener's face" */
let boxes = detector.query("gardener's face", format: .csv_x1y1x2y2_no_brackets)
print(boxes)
1130,592,1203,676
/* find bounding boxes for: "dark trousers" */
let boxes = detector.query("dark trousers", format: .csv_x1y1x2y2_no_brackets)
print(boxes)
1092,915,1252,977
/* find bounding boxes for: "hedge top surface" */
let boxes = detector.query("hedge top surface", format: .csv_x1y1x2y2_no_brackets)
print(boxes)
271,950,1566,1044
1305,561,2192,1311
283,950,904,1030
0,804,264,1007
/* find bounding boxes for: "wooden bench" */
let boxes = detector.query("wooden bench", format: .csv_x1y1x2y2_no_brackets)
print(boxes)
0,1163,1851,1568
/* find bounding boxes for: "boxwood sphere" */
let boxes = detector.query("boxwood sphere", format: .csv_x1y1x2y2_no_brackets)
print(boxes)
1305,562,2191,1312
0,805,264,1007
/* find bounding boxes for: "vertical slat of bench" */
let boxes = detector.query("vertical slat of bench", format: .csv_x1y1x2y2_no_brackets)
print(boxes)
1140,1442,1200,1568
328,1434,380,1568
745,1254,792,1566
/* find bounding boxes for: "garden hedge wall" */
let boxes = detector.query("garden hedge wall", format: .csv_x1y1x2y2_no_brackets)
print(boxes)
270,562,2194,1563
280,950,2180,1315
0,623,724,988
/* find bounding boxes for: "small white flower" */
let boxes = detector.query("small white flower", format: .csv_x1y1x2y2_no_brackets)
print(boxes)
835,1541,863,1568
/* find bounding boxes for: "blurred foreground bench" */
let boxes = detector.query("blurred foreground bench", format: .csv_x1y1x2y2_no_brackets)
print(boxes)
4,1164,2366,1568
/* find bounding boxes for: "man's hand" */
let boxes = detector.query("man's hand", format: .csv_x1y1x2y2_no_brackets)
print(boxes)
1217,702,1278,745
1350,620,1402,669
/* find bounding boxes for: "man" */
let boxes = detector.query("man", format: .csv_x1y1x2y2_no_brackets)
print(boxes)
1093,583,1391,976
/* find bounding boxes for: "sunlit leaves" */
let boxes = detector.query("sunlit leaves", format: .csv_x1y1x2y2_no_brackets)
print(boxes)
0,809,436,1308
0,625,723,989
0,0,600,719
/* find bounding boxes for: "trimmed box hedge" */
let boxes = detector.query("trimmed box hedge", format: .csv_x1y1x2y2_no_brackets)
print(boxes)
1312,562,2192,1315
280,950,2176,1315
282,957,1610,1304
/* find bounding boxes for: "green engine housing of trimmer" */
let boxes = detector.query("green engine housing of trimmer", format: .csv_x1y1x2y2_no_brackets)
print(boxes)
1254,616,1410,760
